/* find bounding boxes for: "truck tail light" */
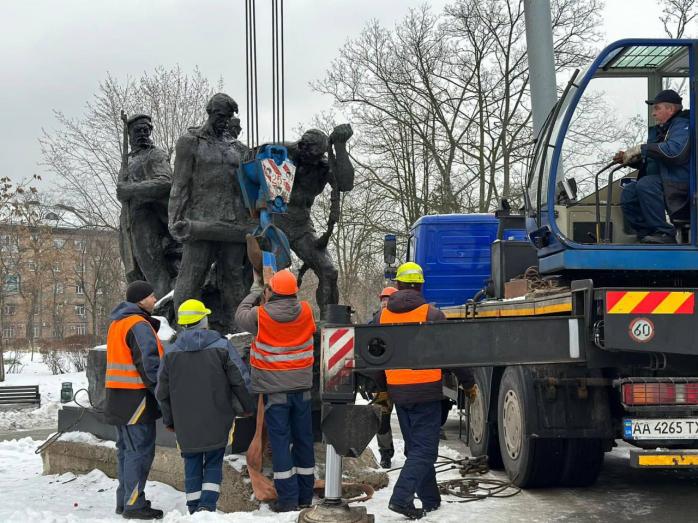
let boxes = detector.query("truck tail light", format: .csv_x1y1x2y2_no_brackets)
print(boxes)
622,381,698,406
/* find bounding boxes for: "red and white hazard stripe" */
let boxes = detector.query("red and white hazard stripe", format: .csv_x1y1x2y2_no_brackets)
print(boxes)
321,327,355,387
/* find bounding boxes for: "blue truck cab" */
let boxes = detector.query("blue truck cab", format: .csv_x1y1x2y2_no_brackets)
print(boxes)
407,214,527,307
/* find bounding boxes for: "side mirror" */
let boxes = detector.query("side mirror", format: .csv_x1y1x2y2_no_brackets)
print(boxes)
383,234,397,265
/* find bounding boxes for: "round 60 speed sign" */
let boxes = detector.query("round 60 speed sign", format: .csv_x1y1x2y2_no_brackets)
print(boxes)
629,317,655,343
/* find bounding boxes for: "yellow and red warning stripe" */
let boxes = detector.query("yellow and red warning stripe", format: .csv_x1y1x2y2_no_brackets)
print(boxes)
606,291,694,315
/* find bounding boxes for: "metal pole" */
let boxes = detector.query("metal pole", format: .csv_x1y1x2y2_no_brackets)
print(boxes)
523,0,558,137
324,444,343,500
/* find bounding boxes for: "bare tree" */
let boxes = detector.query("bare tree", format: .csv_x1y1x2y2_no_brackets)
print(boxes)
0,178,39,380
314,0,604,231
660,0,698,38
71,230,123,338
39,66,222,229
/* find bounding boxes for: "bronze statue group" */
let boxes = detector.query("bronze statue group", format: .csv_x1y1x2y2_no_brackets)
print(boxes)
106,93,355,519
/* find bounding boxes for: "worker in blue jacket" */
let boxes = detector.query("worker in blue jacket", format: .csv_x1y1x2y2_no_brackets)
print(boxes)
618,89,691,244
156,299,255,514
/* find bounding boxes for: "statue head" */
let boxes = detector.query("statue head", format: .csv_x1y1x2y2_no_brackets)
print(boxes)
227,117,242,139
206,93,239,136
127,114,153,149
298,129,328,164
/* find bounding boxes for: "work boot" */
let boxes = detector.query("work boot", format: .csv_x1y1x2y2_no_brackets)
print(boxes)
388,503,425,520
269,501,299,513
122,506,163,520
641,233,677,244
423,503,441,513
380,455,392,469
116,500,150,515
246,234,264,276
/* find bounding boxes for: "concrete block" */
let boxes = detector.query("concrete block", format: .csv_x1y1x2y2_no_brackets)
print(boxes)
41,441,258,513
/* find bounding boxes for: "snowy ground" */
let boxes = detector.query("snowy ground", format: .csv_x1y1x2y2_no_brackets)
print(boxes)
0,430,525,523
2,352,697,521
0,352,88,432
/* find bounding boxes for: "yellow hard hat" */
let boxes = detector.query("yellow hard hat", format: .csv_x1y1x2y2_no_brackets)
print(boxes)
395,262,425,284
177,299,211,325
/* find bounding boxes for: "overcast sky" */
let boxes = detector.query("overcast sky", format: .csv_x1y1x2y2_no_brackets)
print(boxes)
0,0,679,186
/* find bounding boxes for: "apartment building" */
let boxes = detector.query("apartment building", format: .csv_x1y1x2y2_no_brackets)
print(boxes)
0,220,122,345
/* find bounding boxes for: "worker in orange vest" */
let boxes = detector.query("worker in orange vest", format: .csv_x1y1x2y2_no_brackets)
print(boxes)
235,269,317,513
105,281,164,520
380,262,445,520
371,286,398,469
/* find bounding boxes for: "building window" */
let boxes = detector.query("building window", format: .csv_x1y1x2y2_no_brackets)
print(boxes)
70,323,87,336
53,262,61,273
32,325,41,338
2,325,16,339
3,304,16,316
28,261,37,272
54,282,64,294
3,275,20,294
74,239,86,251
1,234,11,245
53,238,66,249
75,282,85,295
75,304,86,317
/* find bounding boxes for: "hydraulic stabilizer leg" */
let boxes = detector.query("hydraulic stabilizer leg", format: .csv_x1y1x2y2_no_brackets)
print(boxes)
298,444,373,523
299,304,377,523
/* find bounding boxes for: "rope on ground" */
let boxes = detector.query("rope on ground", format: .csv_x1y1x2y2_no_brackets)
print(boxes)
35,388,92,455
385,454,521,503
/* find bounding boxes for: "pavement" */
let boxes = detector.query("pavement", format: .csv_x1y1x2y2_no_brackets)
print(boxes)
0,427,54,442
434,417,698,521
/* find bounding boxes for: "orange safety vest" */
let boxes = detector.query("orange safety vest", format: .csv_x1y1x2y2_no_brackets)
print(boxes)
106,315,164,389
380,303,442,385
250,302,316,371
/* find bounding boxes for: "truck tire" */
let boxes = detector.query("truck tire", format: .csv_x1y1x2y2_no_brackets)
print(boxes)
497,366,565,487
559,438,604,487
467,372,503,469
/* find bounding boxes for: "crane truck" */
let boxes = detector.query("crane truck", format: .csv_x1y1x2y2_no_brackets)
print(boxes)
320,38,698,488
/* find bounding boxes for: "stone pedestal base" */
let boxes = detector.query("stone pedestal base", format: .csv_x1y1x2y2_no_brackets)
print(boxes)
41,439,388,513
41,441,258,513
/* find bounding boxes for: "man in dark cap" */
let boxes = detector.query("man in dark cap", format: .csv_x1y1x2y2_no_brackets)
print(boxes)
616,89,691,244
105,281,164,520
117,113,176,297
169,93,254,333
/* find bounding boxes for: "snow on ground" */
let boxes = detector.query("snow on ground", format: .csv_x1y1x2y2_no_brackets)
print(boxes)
1,352,88,432
0,432,533,523
0,351,550,522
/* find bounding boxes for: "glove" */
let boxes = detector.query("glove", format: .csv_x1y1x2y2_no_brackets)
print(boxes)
622,144,642,165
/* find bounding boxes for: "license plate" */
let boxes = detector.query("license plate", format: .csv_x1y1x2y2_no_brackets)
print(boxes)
624,418,698,440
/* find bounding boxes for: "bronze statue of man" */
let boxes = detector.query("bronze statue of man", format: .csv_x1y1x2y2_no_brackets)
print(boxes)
225,116,250,159
276,124,354,312
169,93,253,333
116,114,175,299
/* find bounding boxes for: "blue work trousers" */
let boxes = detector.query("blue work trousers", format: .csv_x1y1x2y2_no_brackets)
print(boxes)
264,391,315,508
620,175,674,237
390,400,441,510
181,447,225,513
115,422,156,513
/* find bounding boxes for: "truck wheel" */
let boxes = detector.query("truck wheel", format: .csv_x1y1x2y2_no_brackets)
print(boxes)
559,438,604,487
467,374,503,469
497,366,564,487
